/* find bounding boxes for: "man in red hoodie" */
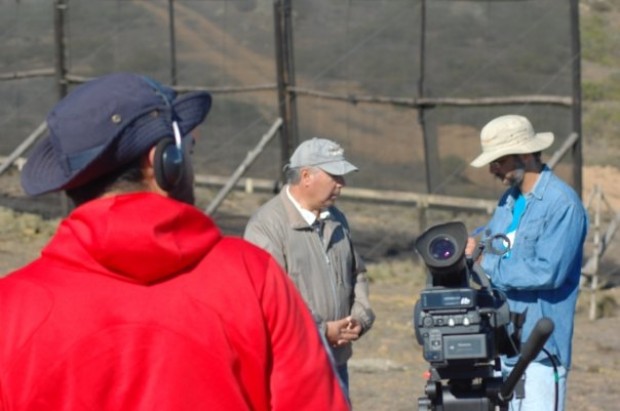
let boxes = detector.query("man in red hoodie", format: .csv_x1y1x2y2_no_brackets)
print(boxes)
0,73,349,411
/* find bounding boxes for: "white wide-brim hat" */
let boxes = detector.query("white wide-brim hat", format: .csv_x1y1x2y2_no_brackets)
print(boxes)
470,114,554,168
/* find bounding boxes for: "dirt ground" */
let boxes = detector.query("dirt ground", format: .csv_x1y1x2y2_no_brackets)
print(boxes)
0,165,619,411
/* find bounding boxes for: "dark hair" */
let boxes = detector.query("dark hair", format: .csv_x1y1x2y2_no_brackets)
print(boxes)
285,167,301,184
66,157,145,206
285,165,320,185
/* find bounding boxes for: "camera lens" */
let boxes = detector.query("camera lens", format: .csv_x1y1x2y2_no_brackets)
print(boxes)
429,237,455,261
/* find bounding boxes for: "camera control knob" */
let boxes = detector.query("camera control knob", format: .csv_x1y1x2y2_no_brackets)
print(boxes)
423,316,434,327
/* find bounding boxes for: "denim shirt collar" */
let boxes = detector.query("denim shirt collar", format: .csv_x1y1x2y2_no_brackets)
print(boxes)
505,164,552,208
527,165,552,201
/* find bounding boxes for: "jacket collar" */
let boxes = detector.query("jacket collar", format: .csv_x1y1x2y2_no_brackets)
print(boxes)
279,186,335,231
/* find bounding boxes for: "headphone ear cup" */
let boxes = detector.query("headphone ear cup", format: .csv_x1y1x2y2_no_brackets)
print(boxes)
153,138,184,192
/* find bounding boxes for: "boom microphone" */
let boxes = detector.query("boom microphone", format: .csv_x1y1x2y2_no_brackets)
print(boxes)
499,317,555,402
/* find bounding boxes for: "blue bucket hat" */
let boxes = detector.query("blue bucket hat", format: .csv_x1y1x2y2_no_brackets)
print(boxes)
21,72,212,196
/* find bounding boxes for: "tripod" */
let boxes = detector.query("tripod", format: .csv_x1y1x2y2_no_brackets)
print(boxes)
417,362,510,411
417,317,554,411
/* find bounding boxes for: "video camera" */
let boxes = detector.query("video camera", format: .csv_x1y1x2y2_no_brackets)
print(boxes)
413,222,554,411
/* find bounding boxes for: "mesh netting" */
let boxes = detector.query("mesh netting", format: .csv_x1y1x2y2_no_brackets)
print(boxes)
0,0,577,201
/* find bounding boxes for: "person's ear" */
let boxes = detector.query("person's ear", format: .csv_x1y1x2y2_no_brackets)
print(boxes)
300,167,314,185
142,146,157,178
140,146,167,195
518,153,536,169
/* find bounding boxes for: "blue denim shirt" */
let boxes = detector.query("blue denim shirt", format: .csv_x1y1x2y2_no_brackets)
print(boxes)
480,166,588,368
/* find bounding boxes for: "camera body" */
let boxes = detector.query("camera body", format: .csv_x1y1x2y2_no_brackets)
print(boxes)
416,287,501,365
414,221,519,370
412,222,561,411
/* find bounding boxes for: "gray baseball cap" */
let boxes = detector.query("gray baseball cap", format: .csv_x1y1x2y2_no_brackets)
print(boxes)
287,137,358,175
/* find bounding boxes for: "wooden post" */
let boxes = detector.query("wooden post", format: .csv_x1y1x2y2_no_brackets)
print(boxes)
205,118,282,215
273,0,298,179
53,0,68,99
547,132,579,170
581,188,620,317
417,0,440,194
54,0,70,215
282,0,298,152
589,185,601,320
0,122,47,176
168,0,178,85
418,202,428,233
570,0,583,198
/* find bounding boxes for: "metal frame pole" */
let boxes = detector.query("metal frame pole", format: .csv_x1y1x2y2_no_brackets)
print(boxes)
570,0,583,197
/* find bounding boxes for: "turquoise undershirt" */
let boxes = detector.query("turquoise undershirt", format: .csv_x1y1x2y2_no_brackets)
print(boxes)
504,192,526,258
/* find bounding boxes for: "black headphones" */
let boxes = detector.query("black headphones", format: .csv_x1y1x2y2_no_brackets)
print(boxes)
153,121,184,192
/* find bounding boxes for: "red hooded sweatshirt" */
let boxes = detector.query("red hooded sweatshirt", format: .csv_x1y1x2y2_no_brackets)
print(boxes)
0,193,349,411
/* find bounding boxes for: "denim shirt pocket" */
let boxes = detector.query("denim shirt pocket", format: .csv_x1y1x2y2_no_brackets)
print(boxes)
516,217,544,258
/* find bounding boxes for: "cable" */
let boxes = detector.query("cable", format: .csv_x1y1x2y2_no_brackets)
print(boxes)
542,347,560,411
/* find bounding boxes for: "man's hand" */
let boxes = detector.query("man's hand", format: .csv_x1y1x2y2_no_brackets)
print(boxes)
326,316,362,347
465,237,477,257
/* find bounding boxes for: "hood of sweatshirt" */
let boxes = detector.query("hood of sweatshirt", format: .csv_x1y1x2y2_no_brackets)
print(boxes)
42,192,221,284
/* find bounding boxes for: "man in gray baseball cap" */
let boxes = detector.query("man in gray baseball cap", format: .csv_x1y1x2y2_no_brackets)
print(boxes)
245,137,375,398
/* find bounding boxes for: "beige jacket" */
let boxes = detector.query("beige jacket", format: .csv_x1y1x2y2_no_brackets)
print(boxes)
244,187,375,365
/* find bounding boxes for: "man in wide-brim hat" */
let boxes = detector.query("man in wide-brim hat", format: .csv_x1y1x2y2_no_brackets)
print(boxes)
467,114,588,411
